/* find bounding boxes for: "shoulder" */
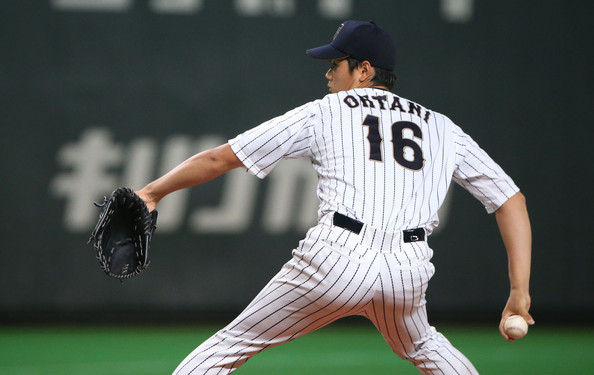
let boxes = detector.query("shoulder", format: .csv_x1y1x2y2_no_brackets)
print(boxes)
286,94,341,119
290,97,328,114
269,99,322,123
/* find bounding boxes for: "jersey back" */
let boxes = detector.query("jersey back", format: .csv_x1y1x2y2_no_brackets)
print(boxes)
230,88,518,234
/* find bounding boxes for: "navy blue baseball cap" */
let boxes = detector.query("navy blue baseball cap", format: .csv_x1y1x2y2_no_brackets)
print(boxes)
306,20,396,71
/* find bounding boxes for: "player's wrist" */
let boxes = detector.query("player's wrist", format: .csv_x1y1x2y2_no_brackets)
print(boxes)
136,186,159,211
509,284,530,295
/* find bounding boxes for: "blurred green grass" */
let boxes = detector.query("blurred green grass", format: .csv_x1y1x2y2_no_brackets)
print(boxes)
1,323,592,374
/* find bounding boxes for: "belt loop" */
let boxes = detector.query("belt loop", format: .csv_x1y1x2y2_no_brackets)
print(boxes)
332,212,363,234
402,228,425,243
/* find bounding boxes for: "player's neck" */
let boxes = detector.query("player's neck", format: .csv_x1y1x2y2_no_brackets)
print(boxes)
352,81,389,91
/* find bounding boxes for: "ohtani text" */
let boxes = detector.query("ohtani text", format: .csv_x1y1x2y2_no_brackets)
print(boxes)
343,94,432,123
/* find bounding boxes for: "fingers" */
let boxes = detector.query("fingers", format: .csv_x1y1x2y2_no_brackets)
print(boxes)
499,318,515,342
499,312,535,343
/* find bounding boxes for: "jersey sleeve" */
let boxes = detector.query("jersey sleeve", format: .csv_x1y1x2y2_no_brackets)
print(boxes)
228,102,316,179
452,125,520,213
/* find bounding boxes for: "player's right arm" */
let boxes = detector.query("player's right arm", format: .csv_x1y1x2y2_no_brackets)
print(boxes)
495,191,535,342
136,143,244,211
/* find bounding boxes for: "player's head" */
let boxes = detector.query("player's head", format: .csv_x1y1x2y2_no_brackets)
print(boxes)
306,20,397,92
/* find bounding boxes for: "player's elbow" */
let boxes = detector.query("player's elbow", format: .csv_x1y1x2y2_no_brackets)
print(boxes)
497,192,527,215
207,144,244,171
511,191,526,205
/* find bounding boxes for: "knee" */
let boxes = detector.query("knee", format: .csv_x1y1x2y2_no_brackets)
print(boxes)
409,327,451,358
407,328,478,374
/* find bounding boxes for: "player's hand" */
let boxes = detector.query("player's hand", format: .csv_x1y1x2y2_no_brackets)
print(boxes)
499,289,534,342
135,188,158,212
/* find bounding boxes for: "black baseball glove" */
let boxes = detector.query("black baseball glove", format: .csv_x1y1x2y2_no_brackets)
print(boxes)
89,187,158,279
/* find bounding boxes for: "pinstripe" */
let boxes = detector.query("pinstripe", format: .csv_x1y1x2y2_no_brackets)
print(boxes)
442,345,476,374
382,254,411,357
420,114,435,229
392,261,416,356
429,349,461,375
386,106,400,253
406,257,422,338
359,106,368,219
338,95,347,208
327,97,340,211
350,100,358,211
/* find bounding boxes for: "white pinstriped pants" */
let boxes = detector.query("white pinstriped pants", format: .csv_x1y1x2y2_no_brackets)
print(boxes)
173,215,478,375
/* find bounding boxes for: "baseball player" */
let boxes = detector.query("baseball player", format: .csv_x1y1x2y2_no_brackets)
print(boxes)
136,20,534,374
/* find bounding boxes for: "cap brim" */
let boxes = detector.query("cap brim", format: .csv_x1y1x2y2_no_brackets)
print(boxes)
306,44,349,60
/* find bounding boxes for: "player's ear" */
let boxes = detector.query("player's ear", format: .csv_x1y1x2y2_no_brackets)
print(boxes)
359,61,374,82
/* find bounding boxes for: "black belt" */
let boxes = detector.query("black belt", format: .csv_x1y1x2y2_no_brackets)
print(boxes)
332,212,425,243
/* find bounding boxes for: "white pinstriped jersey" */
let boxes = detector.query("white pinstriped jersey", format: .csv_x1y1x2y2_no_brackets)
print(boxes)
229,87,519,235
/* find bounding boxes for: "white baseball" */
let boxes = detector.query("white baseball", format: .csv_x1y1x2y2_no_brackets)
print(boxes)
504,315,528,339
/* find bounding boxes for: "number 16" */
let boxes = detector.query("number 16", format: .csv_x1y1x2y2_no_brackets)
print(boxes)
362,115,425,171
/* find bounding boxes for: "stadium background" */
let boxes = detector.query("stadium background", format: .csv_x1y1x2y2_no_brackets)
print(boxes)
2,1,593,374
1,0,592,327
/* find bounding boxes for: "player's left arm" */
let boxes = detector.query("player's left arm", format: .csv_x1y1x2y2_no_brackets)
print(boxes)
494,191,535,342
136,143,244,211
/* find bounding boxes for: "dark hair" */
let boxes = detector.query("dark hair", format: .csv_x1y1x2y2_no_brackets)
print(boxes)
347,57,397,90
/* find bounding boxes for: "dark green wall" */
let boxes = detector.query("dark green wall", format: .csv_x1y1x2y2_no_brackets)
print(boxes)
1,1,592,322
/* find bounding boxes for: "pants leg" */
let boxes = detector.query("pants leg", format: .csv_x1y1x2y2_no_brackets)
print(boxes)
172,225,381,375
363,244,478,375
